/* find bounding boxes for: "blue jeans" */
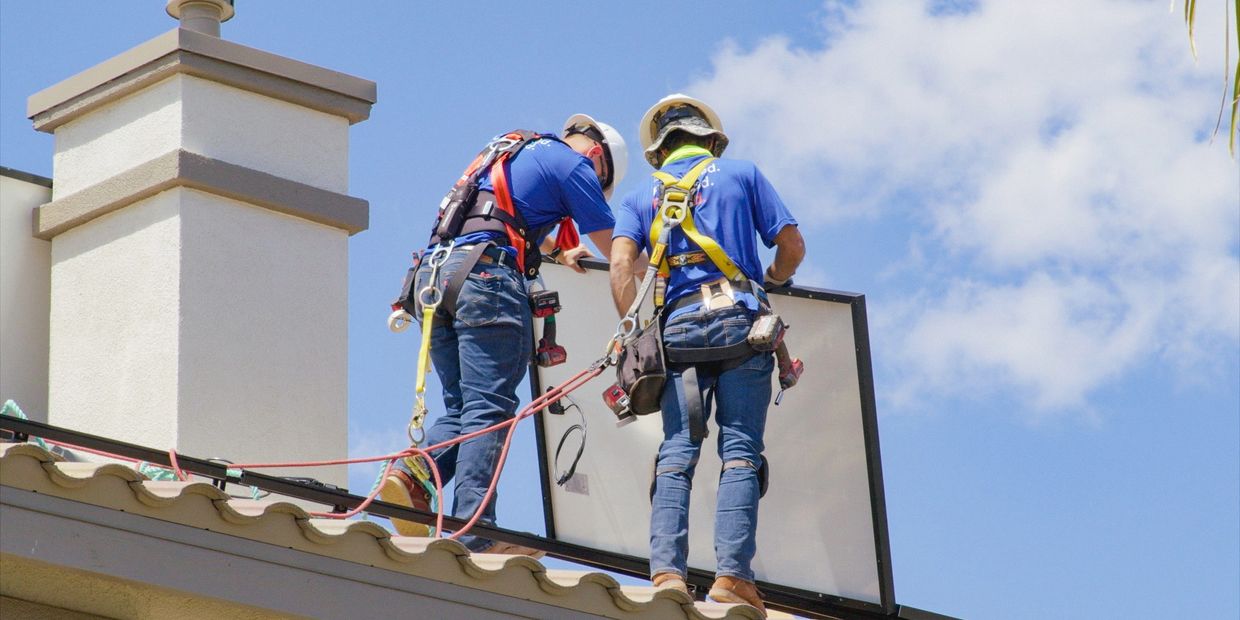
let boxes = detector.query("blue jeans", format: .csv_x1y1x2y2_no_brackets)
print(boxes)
397,246,532,552
650,305,774,582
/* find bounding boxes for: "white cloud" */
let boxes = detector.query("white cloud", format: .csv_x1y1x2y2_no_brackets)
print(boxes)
688,0,1239,413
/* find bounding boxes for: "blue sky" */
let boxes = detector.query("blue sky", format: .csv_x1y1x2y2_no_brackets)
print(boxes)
2,2,1237,619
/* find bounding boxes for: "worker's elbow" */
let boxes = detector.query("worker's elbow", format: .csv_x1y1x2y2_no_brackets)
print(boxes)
777,226,806,260
791,238,807,263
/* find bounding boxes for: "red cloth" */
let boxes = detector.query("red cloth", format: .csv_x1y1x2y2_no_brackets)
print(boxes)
554,217,580,253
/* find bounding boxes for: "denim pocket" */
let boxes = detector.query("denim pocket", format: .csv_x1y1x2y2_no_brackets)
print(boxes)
454,266,526,329
709,307,753,347
410,264,434,321
663,305,754,349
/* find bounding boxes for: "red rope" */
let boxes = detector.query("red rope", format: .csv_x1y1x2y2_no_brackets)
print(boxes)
167,448,188,481
21,362,605,546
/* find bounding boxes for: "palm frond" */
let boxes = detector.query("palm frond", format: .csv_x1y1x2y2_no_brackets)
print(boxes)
1232,0,1239,155
1187,0,1200,59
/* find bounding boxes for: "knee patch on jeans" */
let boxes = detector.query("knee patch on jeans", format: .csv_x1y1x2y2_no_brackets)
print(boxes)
721,455,770,498
649,456,695,502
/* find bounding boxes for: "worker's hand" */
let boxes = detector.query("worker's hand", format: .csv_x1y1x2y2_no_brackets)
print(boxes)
764,265,793,290
558,244,594,273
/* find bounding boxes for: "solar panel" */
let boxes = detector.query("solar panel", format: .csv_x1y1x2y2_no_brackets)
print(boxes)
531,260,894,610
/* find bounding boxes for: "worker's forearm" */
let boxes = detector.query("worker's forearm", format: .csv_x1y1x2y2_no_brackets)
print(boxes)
768,226,806,282
770,249,803,281
609,259,637,317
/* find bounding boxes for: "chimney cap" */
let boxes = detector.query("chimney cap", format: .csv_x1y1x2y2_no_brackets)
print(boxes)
166,0,235,33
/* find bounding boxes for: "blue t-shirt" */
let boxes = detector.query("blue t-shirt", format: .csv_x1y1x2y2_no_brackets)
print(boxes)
613,155,797,315
437,134,615,251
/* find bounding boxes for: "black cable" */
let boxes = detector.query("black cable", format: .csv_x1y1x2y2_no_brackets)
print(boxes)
551,394,587,486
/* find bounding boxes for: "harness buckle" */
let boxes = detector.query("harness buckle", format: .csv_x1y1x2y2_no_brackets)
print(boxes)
700,278,735,311
488,137,520,157
660,190,690,227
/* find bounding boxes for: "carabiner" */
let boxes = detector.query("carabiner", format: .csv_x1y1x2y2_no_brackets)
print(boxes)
426,241,455,268
407,398,429,446
614,315,638,344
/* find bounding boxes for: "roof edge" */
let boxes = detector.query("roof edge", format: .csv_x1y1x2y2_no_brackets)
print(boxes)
0,165,53,188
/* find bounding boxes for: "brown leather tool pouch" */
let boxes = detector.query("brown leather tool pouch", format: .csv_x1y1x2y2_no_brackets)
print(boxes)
616,319,667,415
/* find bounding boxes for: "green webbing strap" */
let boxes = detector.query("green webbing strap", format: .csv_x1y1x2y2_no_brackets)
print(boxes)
647,157,743,281
1,400,48,451
1,399,261,498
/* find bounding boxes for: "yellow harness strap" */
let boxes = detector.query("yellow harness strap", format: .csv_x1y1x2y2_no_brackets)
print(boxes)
415,305,436,397
648,158,743,282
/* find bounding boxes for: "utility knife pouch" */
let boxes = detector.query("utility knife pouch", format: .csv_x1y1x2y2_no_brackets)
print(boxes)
435,180,479,241
616,318,667,415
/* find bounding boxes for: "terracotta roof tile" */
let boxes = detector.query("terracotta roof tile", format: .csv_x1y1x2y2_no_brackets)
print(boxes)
0,441,793,619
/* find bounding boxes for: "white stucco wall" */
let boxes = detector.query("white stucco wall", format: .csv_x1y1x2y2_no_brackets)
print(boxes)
52,75,349,198
47,192,182,449
45,188,348,486
0,173,52,420
178,189,347,484
51,77,183,198
181,77,349,193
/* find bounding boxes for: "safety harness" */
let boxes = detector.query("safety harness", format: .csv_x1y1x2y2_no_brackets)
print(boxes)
387,131,584,496
429,130,581,285
646,158,764,443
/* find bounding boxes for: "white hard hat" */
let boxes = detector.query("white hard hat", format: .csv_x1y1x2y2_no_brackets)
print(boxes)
638,93,728,167
563,113,628,200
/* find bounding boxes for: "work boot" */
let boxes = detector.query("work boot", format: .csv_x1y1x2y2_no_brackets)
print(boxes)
709,576,766,616
652,572,689,595
379,469,433,537
479,540,547,559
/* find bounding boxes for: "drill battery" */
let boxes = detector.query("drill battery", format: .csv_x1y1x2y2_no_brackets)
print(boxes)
529,289,561,318
747,313,787,352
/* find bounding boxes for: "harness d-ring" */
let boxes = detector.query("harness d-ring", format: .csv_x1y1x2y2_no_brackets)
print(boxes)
417,284,443,310
615,316,638,342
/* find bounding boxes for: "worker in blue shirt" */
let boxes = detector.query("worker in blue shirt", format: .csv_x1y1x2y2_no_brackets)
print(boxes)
383,115,628,556
609,94,805,615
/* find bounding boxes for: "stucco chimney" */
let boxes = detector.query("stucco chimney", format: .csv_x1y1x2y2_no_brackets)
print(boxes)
26,8,376,487
166,0,234,37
